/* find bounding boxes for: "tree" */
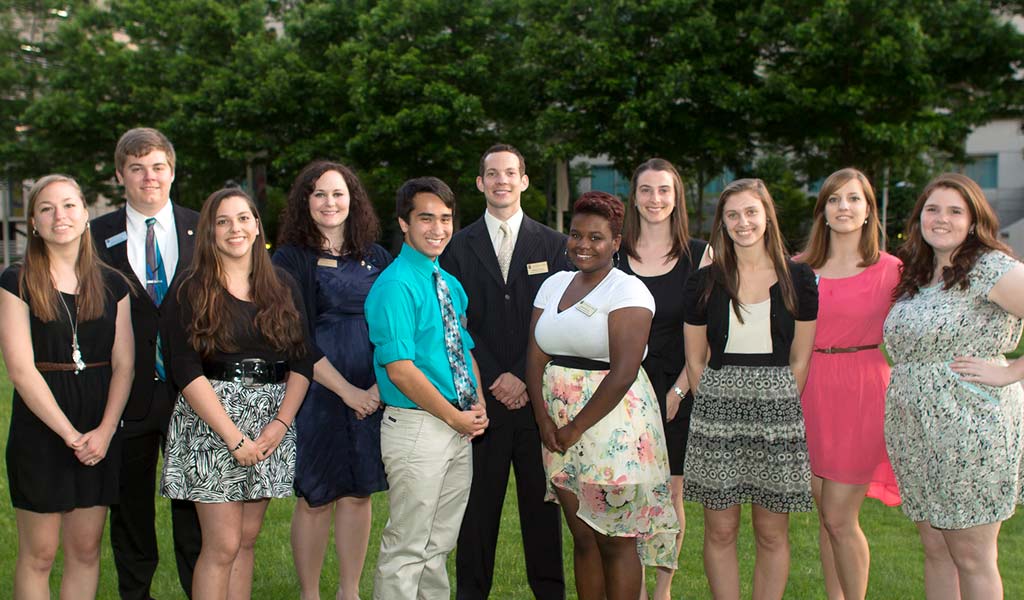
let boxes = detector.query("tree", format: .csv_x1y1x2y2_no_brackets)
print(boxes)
756,0,1024,188
14,0,278,207
336,0,528,225
520,0,765,233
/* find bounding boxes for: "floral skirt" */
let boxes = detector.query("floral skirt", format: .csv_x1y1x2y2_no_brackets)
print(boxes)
542,363,679,568
161,379,296,503
684,365,812,513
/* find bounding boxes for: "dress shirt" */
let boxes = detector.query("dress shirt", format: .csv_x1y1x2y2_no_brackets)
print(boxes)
365,243,477,410
483,208,524,257
125,201,179,289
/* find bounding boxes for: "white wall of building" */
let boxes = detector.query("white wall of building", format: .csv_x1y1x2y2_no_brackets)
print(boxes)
964,118,1024,257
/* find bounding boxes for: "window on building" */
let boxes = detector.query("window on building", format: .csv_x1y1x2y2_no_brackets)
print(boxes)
702,169,735,197
589,166,630,198
964,155,998,189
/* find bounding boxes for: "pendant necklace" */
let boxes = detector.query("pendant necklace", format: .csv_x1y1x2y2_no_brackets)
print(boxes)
57,290,86,374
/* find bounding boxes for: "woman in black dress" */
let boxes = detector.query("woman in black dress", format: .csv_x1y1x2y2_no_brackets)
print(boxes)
0,175,133,599
618,158,711,599
159,188,315,599
273,161,390,599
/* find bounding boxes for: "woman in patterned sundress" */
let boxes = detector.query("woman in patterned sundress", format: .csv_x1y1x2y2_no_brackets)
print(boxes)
884,173,1024,599
682,179,817,600
526,192,678,600
160,188,316,599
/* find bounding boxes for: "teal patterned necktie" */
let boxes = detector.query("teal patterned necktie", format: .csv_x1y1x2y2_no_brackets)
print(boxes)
145,217,168,380
433,268,476,409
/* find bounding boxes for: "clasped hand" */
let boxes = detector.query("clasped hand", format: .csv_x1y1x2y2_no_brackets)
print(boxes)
490,373,529,410
68,426,114,467
538,419,581,454
343,385,381,420
451,402,489,437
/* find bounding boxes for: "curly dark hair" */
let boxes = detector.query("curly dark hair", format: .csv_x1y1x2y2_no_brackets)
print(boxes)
893,172,1013,300
573,191,625,236
277,160,380,260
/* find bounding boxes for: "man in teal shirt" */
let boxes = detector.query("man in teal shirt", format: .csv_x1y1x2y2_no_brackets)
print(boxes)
366,176,488,599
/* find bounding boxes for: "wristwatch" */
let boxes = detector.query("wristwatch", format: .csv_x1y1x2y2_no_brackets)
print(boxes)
672,386,686,399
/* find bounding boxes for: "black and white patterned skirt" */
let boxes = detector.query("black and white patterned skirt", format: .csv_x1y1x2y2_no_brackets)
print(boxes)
161,379,296,503
683,365,812,513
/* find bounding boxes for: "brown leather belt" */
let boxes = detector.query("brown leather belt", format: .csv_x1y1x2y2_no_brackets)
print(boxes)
813,344,879,354
36,361,111,372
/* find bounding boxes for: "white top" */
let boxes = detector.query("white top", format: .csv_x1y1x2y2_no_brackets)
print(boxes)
125,201,179,288
483,208,524,256
723,299,773,354
533,269,655,362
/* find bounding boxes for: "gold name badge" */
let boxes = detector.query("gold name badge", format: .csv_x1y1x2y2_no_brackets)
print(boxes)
527,261,549,275
317,257,338,268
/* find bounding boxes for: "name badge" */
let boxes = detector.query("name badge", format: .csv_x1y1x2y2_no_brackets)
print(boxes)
104,231,128,248
575,301,597,317
317,257,338,268
527,261,549,275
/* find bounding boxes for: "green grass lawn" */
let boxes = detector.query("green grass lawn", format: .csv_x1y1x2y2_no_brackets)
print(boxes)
0,354,1021,599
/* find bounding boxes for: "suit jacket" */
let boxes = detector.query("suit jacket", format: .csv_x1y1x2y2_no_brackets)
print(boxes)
91,204,200,421
440,214,570,429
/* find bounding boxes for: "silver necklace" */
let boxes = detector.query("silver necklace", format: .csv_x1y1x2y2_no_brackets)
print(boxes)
57,290,86,373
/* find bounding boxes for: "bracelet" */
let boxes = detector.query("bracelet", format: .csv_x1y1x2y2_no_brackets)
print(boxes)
672,386,686,399
231,437,245,452
273,417,290,429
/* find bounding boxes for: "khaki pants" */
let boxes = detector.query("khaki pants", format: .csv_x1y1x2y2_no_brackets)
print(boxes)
373,406,473,600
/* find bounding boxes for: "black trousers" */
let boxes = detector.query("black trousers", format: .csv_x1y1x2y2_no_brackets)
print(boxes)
110,380,202,600
456,417,565,600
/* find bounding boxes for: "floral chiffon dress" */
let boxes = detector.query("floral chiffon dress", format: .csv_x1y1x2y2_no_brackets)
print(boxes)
884,251,1023,529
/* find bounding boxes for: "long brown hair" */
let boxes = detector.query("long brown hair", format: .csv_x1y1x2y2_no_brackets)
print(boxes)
277,160,380,260
701,178,798,321
893,173,1012,300
621,158,692,261
798,168,882,269
179,188,305,358
21,175,109,322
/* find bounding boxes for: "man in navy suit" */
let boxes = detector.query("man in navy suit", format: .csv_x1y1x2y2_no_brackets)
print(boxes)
442,144,570,599
91,128,202,600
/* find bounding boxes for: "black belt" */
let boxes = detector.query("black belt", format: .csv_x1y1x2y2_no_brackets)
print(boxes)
550,355,610,370
203,358,288,385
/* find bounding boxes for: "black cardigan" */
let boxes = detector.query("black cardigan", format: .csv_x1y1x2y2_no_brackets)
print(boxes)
683,260,818,369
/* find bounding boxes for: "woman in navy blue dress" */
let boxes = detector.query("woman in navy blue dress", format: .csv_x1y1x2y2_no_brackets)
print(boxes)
273,160,391,600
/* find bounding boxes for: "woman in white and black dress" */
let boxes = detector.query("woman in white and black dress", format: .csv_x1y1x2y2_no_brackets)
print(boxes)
683,178,817,599
160,188,315,599
0,175,133,599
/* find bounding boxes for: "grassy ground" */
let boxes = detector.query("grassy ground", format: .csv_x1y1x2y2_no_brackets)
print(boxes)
0,351,1021,599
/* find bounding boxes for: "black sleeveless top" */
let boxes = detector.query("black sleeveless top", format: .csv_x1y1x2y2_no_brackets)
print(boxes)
619,238,708,382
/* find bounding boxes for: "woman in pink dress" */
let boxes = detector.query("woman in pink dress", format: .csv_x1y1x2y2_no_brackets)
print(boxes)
798,168,901,600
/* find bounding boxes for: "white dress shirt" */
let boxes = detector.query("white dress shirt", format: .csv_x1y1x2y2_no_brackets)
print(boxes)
483,208,524,257
125,201,179,289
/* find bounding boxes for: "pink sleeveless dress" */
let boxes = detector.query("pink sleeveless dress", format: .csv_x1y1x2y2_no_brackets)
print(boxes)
801,252,901,505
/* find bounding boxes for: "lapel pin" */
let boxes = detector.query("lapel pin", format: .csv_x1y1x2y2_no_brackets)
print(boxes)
187,229,194,236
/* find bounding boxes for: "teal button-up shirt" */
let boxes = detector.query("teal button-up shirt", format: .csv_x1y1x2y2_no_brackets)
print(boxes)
365,243,476,409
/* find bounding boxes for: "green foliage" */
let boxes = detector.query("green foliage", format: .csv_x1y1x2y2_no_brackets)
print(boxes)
756,0,1024,186
2,0,1023,240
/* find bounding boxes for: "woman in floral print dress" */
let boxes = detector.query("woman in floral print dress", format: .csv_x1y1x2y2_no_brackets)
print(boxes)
526,192,677,600
884,173,1024,599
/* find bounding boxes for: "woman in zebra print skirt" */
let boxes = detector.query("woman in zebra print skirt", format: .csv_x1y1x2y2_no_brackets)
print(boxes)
159,188,316,599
